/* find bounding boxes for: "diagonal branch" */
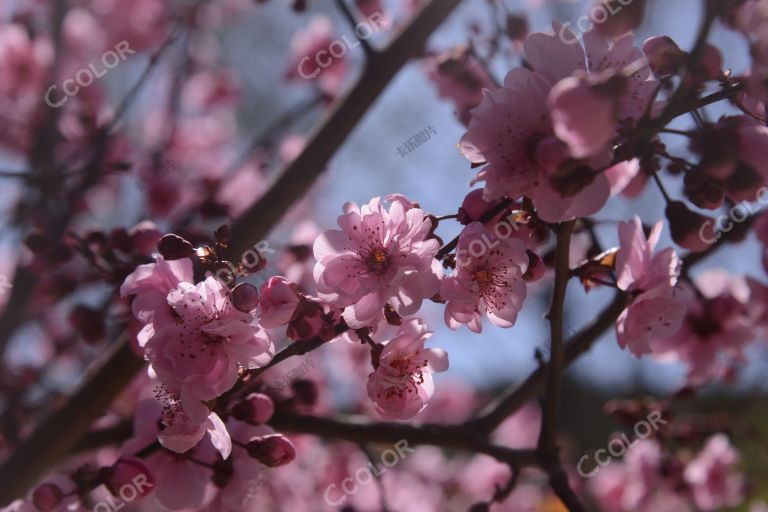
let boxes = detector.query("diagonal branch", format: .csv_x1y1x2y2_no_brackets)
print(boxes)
467,292,628,434
227,0,463,257
0,336,144,505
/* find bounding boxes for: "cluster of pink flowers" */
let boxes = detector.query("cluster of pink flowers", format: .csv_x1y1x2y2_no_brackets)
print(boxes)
8,1,768,511
458,23,657,223
590,435,745,512
120,256,274,457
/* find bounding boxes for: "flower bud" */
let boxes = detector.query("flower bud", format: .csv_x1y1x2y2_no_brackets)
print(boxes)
683,171,724,210
665,201,714,252
594,0,647,38
32,483,63,512
157,234,195,260
232,393,275,425
128,221,162,257
104,457,155,498
231,283,260,313
523,249,545,282
643,36,685,77
457,189,503,225
246,434,296,467
505,13,528,41
259,276,300,328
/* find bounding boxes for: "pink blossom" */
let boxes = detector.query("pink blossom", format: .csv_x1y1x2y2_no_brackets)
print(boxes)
313,196,442,328
614,216,686,356
284,15,348,97
441,222,529,333
424,47,497,126
259,276,301,329
0,24,51,94
90,0,170,52
550,70,626,159
147,275,274,404
649,270,757,386
121,257,274,419
684,434,745,511
122,399,217,509
366,319,448,420
154,387,232,458
119,256,194,326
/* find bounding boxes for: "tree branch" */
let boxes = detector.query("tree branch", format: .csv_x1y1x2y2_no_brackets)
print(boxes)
0,337,144,505
227,0,464,257
268,413,538,468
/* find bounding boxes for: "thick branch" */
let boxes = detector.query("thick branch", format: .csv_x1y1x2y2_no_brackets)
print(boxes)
227,0,463,257
0,337,144,505
269,413,538,468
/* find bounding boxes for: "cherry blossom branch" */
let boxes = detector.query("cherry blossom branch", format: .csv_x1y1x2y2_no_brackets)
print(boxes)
227,0,465,257
535,221,588,512
468,291,630,434
267,413,539,468
336,0,375,57
0,336,144,505
0,27,185,356
537,221,575,456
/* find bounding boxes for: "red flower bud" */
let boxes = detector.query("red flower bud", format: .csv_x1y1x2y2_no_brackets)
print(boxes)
232,393,275,425
104,457,155,499
230,283,260,313
643,36,685,77
32,483,63,512
246,434,296,467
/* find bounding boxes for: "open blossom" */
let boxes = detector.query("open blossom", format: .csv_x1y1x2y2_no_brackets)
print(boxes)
649,270,758,386
424,46,497,126
441,222,529,333
550,70,627,159
367,319,448,419
313,196,442,328
615,216,686,356
121,257,274,417
122,399,219,509
460,24,656,221
684,434,745,511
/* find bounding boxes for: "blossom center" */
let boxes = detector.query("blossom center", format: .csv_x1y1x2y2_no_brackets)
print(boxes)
367,248,390,274
473,270,492,287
